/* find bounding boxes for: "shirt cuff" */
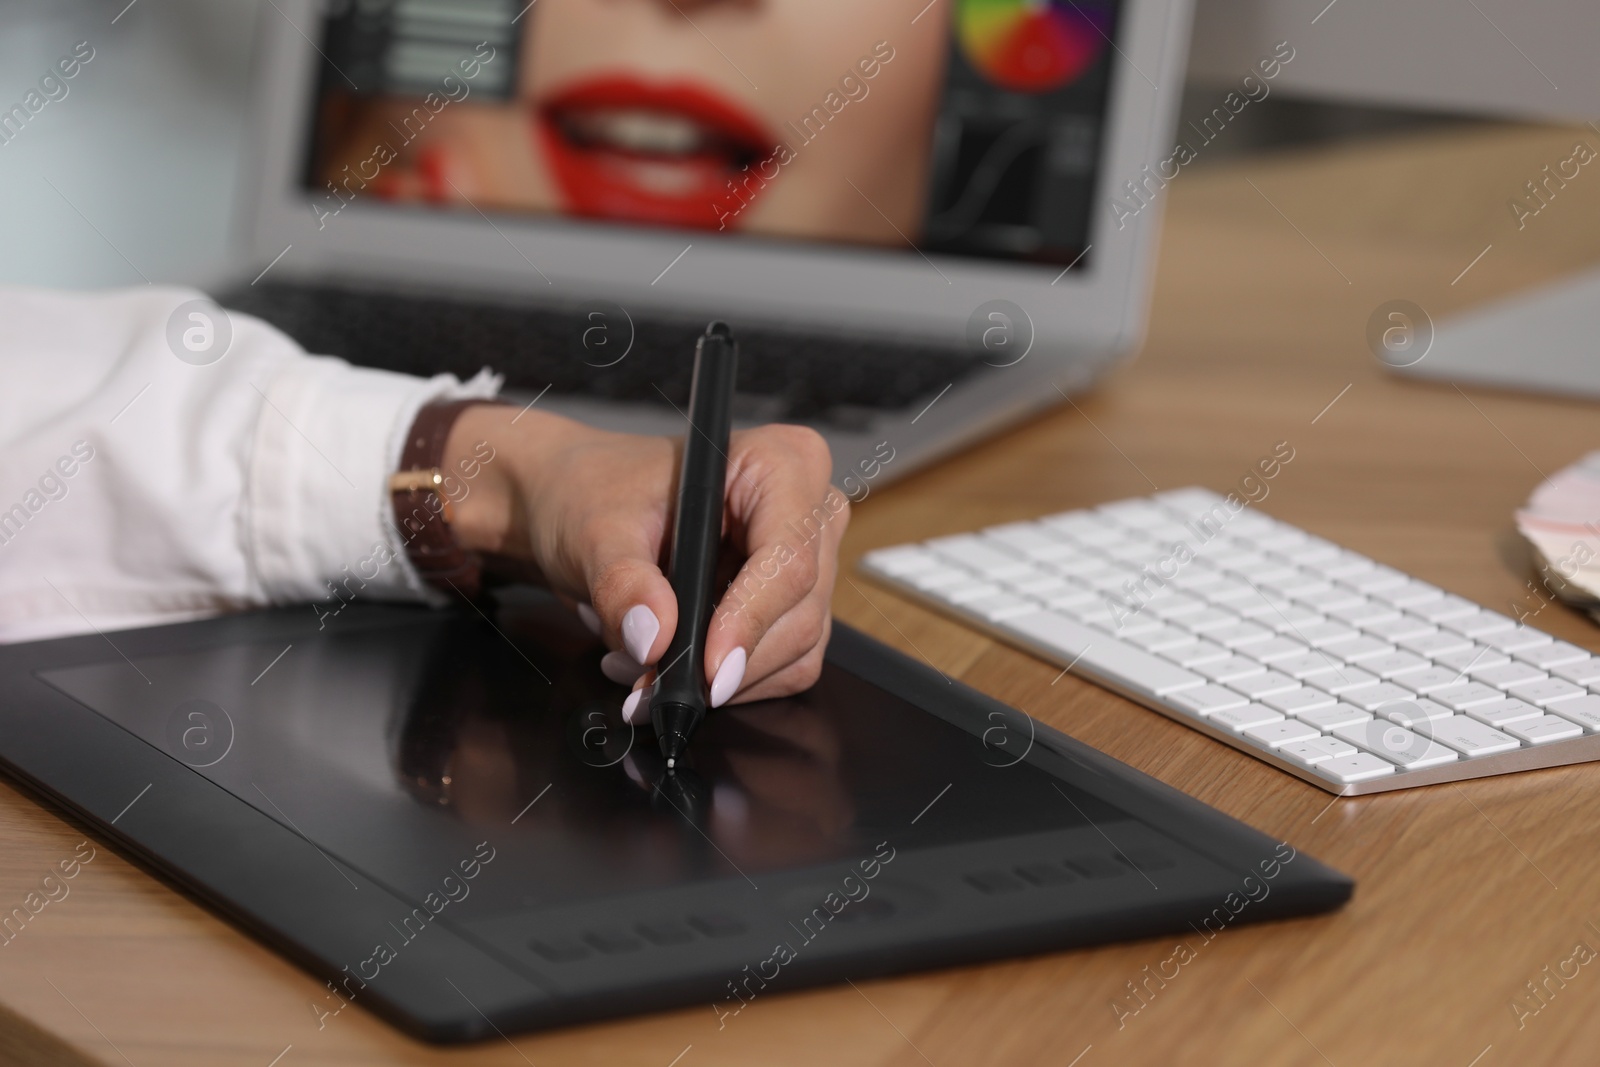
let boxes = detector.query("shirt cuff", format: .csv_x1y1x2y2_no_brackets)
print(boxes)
247,356,501,609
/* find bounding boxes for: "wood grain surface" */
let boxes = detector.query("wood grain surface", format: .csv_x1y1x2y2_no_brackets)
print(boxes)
3,122,1599,1067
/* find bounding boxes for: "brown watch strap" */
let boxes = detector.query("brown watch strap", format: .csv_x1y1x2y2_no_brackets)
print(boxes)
391,399,495,600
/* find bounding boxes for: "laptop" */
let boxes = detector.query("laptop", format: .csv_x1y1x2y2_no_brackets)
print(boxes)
221,0,1193,485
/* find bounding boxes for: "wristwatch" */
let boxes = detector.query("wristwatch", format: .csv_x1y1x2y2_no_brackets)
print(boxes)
389,398,499,600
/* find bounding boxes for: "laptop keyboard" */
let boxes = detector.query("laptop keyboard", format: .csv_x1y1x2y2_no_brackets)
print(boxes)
861,487,1600,795
221,281,982,429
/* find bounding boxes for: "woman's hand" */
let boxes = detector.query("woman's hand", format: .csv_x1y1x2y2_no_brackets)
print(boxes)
442,405,848,716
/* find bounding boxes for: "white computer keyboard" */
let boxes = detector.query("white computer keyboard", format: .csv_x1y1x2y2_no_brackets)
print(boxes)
860,487,1600,795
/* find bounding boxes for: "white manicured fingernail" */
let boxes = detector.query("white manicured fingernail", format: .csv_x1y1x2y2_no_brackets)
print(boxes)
601,650,643,685
576,602,601,634
622,687,648,724
709,647,746,708
621,604,659,664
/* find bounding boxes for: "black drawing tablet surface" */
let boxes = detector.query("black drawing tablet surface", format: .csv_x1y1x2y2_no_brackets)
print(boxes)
0,593,1351,1041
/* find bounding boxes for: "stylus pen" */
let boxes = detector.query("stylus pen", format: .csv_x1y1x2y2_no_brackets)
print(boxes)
651,322,739,770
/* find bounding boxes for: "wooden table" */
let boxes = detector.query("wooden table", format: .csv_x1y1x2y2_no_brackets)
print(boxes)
5,123,1600,1067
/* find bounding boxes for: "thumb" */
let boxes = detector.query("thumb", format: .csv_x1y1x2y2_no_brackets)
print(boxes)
585,528,678,667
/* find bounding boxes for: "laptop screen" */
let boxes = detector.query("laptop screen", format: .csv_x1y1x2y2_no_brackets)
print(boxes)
301,0,1120,270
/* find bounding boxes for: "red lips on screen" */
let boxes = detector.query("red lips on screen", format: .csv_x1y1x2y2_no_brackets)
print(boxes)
537,75,778,230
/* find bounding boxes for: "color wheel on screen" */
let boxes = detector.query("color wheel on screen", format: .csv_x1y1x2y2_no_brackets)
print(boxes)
958,0,1114,93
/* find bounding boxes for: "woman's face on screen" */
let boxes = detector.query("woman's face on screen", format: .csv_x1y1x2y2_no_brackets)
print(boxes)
335,0,950,243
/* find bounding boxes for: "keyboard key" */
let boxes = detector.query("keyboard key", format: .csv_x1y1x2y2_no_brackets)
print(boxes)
1341,682,1422,713
1103,611,1166,637
1441,611,1519,638
1264,687,1338,714
981,523,1079,561
1429,644,1509,673
1341,567,1410,594
1550,695,1600,732
1382,698,1455,727
1297,587,1368,613
1210,622,1276,649
1002,573,1072,598
1396,630,1474,658
1062,601,1119,629
1330,636,1398,663
1411,595,1481,623
1128,625,1200,652
1432,682,1509,711
1481,627,1555,654
1274,651,1344,680
1204,580,1261,606
1254,605,1328,633
1503,715,1584,745
1210,704,1285,732
1297,621,1362,647
1468,661,1548,690
1000,611,1208,699
1181,609,1244,633
1170,571,1231,596
1372,581,1445,609
1363,616,1437,642
863,547,941,577
908,567,977,591
927,534,1033,578
1320,554,1379,580
1361,651,1431,679
1311,666,1381,694
1163,640,1231,667
1464,698,1543,728
1102,542,1162,565
1552,658,1600,687
1146,591,1210,619
1318,752,1397,783
1197,656,1269,683
1426,716,1523,757
1245,637,1312,663
1168,685,1252,715
965,593,1043,622
945,581,1005,604
1047,556,1120,579
1261,575,1333,599
1228,671,1302,699
1388,666,1469,695
1516,641,1593,670
1080,571,1137,594
1298,704,1372,730
1043,589,1101,612
1098,500,1173,528
1327,601,1401,627
1281,735,1360,765
1505,677,1589,708
1243,719,1322,748
1331,720,1459,768
1153,487,1228,513
1039,513,1122,544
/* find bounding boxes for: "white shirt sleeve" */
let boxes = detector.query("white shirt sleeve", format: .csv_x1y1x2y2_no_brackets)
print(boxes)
0,285,501,644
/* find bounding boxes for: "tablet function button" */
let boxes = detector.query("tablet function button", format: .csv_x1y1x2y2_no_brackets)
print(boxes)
636,920,696,946
528,938,591,963
964,870,1026,894
688,913,747,938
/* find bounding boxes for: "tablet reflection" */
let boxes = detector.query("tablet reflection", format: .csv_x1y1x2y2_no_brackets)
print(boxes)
395,602,855,874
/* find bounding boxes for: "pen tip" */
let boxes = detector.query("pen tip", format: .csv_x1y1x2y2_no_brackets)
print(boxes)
704,320,732,341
